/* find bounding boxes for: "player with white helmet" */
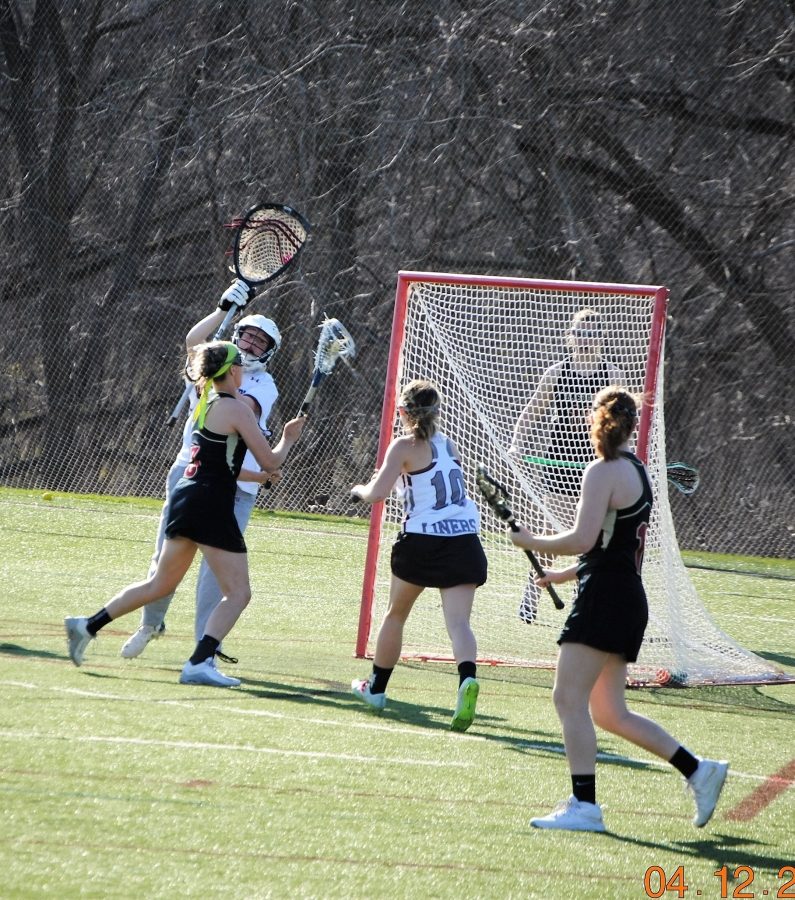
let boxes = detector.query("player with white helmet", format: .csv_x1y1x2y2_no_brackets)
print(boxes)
119,280,283,668
234,314,281,369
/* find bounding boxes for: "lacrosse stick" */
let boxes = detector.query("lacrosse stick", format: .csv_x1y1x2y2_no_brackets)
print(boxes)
263,316,355,490
166,203,310,427
475,463,565,610
298,316,356,415
521,455,700,496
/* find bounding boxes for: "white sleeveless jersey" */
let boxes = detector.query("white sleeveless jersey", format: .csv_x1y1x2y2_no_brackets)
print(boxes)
176,369,278,496
397,433,480,536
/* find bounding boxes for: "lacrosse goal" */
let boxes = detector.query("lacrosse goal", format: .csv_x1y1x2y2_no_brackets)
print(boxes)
355,271,791,687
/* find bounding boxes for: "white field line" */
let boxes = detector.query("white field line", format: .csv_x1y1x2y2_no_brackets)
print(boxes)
0,679,772,783
0,728,461,768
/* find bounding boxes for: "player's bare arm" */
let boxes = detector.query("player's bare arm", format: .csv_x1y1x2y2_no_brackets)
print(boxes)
351,435,422,504
207,397,304,471
511,365,560,452
509,461,614,556
185,309,228,351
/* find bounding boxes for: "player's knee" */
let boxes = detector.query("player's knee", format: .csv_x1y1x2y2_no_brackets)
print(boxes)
383,605,410,626
148,574,178,599
225,588,251,611
552,684,586,718
591,704,626,734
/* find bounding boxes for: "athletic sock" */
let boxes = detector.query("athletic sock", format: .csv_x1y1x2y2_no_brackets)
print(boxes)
190,635,220,666
571,774,596,805
457,660,477,686
86,609,112,636
370,664,393,695
669,746,699,779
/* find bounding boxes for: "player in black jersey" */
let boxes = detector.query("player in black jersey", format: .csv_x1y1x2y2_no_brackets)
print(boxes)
510,309,624,622
64,341,306,686
509,386,728,833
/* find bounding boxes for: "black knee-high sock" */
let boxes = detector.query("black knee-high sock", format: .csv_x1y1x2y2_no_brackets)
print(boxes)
190,636,220,666
669,746,699,779
370,664,393,694
457,660,477,686
86,609,112,636
571,774,596,805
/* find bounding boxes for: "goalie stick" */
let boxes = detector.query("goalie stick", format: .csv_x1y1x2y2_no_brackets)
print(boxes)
475,463,565,610
166,203,310,427
227,202,310,287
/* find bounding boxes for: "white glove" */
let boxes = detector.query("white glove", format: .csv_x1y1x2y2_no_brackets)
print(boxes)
218,278,254,312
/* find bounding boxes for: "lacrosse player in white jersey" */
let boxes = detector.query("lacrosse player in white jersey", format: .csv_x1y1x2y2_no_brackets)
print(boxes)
119,279,282,664
350,379,488,732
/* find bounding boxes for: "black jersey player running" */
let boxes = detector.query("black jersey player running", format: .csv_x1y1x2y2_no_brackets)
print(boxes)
509,386,728,833
350,379,488,732
64,341,306,687
510,308,625,621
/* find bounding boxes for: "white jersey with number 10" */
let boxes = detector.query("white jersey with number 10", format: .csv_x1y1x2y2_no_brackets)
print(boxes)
397,433,481,536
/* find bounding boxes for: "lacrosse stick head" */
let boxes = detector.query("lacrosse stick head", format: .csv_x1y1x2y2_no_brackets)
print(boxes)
667,462,700,496
314,317,356,375
475,463,515,523
227,204,310,286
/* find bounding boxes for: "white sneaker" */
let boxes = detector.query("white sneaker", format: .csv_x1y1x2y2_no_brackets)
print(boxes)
64,616,94,667
451,677,479,732
687,758,729,827
351,677,386,711
120,623,166,659
530,796,606,832
179,658,241,688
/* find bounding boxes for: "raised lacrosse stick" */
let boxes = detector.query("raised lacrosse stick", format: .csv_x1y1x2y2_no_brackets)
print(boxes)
263,316,356,490
166,203,310,427
298,316,356,415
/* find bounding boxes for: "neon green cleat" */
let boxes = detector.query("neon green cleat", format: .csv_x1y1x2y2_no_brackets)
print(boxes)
450,677,479,732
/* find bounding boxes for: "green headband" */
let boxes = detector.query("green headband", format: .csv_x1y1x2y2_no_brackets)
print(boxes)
213,342,242,378
193,343,241,428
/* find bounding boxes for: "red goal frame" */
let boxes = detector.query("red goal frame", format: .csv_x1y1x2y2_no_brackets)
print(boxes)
355,271,668,659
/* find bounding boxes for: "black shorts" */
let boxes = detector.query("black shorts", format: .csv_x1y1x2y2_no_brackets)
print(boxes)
165,479,247,553
557,569,648,662
390,532,488,589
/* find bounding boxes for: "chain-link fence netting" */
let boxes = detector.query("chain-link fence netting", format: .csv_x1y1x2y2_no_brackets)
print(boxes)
1,1,792,560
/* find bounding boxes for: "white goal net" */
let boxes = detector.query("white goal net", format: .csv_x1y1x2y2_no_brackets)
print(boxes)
356,272,791,687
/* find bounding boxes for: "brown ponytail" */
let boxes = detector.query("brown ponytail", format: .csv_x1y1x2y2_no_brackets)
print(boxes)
186,341,240,394
399,379,441,441
590,386,641,460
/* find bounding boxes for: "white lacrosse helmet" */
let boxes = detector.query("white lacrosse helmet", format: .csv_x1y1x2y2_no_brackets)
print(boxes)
233,314,282,371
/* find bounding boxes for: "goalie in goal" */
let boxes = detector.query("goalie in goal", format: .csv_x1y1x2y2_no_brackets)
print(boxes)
509,308,625,623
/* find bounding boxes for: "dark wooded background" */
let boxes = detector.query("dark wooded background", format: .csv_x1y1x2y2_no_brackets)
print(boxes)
1,0,792,557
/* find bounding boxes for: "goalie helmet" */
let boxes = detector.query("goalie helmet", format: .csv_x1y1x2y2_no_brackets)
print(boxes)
233,314,281,371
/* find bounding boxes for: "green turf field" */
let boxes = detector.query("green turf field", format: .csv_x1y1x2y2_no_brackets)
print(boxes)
1,488,793,898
